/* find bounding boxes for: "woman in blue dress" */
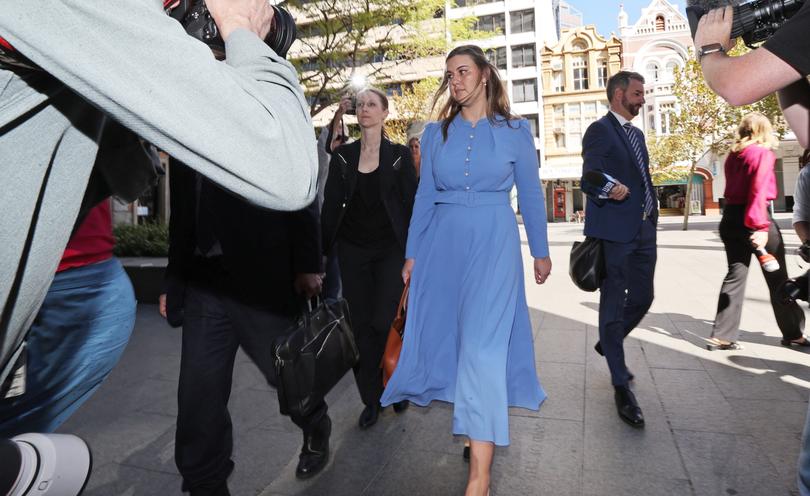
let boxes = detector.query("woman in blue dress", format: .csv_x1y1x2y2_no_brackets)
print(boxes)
380,45,552,495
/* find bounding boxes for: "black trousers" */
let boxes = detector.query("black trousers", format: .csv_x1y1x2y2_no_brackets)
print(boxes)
337,239,404,407
599,217,657,387
175,259,327,492
713,205,805,342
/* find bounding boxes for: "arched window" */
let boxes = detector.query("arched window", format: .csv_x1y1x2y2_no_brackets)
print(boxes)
572,39,588,51
655,15,665,31
646,62,660,82
665,60,679,80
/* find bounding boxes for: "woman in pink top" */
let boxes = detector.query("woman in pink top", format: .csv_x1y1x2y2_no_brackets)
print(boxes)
709,113,808,350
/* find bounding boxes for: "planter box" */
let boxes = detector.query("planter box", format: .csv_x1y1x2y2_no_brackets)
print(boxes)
120,257,167,304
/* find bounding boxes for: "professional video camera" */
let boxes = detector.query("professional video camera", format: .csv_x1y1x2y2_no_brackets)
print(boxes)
0,433,91,495
165,0,297,59
686,0,806,46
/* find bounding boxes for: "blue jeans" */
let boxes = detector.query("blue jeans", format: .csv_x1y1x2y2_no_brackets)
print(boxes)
0,257,136,436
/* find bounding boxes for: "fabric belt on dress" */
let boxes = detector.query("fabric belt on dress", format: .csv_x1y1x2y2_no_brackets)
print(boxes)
434,190,510,207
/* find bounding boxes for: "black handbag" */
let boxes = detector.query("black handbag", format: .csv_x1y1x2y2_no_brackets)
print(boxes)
569,237,605,292
274,298,359,418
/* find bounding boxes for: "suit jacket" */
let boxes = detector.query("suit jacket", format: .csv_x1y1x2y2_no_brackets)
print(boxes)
581,112,658,243
321,138,418,255
164,159,322,327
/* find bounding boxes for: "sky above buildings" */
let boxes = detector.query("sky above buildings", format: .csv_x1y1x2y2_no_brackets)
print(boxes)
573,0,688,37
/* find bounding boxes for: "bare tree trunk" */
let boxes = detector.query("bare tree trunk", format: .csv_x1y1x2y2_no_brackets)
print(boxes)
681,160,697,231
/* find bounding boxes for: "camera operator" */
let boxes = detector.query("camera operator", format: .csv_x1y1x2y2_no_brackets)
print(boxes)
694,2,810,148
791,148,810,496
1,1,316,493
1,0,316,401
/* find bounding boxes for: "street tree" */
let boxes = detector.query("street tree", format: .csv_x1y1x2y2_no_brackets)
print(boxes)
648,44,786,230
287,0,479,119
386,77,442,144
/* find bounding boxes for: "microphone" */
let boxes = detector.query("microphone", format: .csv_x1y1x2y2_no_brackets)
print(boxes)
582,170,622,206
755,247,780,272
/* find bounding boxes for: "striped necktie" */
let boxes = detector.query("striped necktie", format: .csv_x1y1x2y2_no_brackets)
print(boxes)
622,122,655,217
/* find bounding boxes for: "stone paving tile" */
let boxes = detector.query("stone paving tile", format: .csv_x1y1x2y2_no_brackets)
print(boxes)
491,416,583,491
536,328,587,365
641,340,705,371
582,470,693,496
519,361,585,422
60,410,177,467
651,368,743,434
360,449,469,496
700,356,805,402
583,390,686,478
81,462,182,496
673,429,791,496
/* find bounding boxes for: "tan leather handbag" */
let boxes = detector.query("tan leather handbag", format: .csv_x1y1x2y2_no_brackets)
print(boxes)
381,283,409,387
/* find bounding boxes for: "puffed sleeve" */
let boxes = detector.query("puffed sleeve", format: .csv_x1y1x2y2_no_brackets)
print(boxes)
514,120,549,258
405,122,440,259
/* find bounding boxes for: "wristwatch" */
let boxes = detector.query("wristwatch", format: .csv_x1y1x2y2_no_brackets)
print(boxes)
697,43,725,62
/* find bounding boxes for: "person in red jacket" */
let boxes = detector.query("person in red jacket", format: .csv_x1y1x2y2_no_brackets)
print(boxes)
709,113,808,350
0,200,136,435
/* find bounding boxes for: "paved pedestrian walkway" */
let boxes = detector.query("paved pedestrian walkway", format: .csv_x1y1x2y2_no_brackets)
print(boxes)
60,215,810,495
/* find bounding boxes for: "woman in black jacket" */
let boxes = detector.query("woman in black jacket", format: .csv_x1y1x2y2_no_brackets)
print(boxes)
321,87,418,428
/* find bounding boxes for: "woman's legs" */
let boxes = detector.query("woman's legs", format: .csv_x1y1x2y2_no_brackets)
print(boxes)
712,216,752,344
466,440,494,496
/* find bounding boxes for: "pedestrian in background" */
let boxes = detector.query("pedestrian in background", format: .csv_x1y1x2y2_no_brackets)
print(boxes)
709,112,807,351
0,200,135,436
321,87,417,429
792,147,810,496
380,45,551,496
408,135,422,178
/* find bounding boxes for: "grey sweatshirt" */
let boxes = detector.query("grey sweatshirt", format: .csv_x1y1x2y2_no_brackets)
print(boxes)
0,0,318,388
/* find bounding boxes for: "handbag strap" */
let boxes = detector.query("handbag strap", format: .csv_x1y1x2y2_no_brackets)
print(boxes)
396,283,409,318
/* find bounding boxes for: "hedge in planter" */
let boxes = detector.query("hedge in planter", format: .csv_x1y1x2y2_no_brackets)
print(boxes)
113,223,169,257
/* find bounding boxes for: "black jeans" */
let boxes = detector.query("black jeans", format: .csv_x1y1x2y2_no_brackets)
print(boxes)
712,205,805,342
176,259,327,492
337,239,404,408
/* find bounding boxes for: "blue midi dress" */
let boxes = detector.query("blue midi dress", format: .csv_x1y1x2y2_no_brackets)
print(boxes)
380,114,549,446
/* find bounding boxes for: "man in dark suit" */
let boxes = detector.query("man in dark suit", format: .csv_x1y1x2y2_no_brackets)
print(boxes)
159,159,330,496
581,71,658,428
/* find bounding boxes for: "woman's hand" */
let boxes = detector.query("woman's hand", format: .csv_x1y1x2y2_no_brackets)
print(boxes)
750,230,769,250
336,95,353,118
402,258,415,285
534,257,552,285
159,294,168,319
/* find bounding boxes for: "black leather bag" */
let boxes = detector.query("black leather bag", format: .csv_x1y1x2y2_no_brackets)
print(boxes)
274,298,359,418
569,237,605,292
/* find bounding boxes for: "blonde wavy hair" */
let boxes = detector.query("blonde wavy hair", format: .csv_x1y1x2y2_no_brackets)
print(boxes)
731,112,779,153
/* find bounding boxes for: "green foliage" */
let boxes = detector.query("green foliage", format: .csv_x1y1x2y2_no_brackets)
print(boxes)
289,0,487,118
113,222,169,257
646,42,787,228
387,77,442,144
289,0,444,118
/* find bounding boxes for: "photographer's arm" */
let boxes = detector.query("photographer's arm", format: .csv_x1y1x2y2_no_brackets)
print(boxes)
0,0,316,212
695,7,802,107
779,79,810,149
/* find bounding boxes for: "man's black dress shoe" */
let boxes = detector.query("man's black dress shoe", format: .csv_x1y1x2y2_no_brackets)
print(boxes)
296,415,331,480
614,386,644,428
392,400,409,413
358,404,380,429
